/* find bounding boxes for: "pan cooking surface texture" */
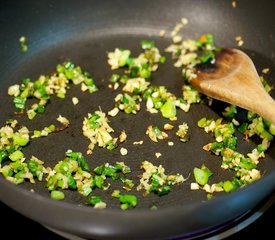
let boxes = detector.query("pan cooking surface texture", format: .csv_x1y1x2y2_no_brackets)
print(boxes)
1,31,275,208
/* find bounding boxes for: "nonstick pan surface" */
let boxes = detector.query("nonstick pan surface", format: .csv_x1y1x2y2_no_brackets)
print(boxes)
1,1,275,239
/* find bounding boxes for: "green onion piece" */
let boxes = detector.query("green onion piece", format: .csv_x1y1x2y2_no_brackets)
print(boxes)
222,105,237,119
0,150,8,163
10,161,25,171
50,190,65,200
129,66,139,78
66,151,90,172
27,159,43,180
140,40,155,50
207,194,213,200
88,113,100,129
112,190,121,198
89,196,103,206
68,175,77,190
119,49,131,67
106,140,118,150
261,130,273,141
223,180,235,192
197,117,207,128
13,134,29,146
239,158,256,170
159,56,166,64
193,166,212,185
79,184,92,196
1,165,13,177
94,165,104,175
93,175,105,189
119,194,138,210
139,68,151,79
160,100,176,119
110,74,120,83
269,124,275,135
157,186,171,196
9,150,24,161
238,123,249,134
223,137,237,150
198,50,215,64
13,96,26,110
121,178,134,191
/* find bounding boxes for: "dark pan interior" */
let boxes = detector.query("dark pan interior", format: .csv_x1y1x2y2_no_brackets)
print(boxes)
1,0,275,239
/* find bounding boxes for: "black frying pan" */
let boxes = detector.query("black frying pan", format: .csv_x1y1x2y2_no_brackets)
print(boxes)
1,0,275,239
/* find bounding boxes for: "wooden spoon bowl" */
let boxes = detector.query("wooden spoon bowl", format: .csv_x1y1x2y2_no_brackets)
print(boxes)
191,48,275,125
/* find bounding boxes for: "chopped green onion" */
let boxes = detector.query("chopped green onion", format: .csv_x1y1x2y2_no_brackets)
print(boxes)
50,190,65,200
9,150,24,162
140,40,155,50
193,166,212,186
160,100,176,119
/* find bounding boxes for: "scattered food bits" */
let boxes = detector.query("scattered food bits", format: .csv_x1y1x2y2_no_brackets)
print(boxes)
146,125,168,142
176,123,190,142
94,202,107,209
235,36,244,46
164,123,174,130
171,23,183,37
108,107,119,117
262,68,270,74
168,141,174,146
133,140,144,145
119,130,127,143
114,82,119,90
57,115,70,126
83,111,118,154
181,18,188,25
190,182,200,190
72,97,79,105
232,118,240,126
159,29,166,37
173,35,182,43
120,147,128,156
170,116,177,121
137,161,186,195
81,83,88,92
155,152,162,158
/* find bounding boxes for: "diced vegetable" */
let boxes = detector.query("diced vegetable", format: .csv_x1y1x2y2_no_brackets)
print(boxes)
51,190,65,200
193,165,213,186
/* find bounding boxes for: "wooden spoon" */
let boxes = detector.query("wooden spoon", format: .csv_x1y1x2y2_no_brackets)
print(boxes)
190,48,275,125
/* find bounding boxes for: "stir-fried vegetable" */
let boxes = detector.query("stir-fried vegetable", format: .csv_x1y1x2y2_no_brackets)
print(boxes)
195,114,273,194
193,165,213,186
8,62,98,119
176,123,190,142
82,111,118,154
137,161,186,196
112,190,138,210
146,125,168,142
